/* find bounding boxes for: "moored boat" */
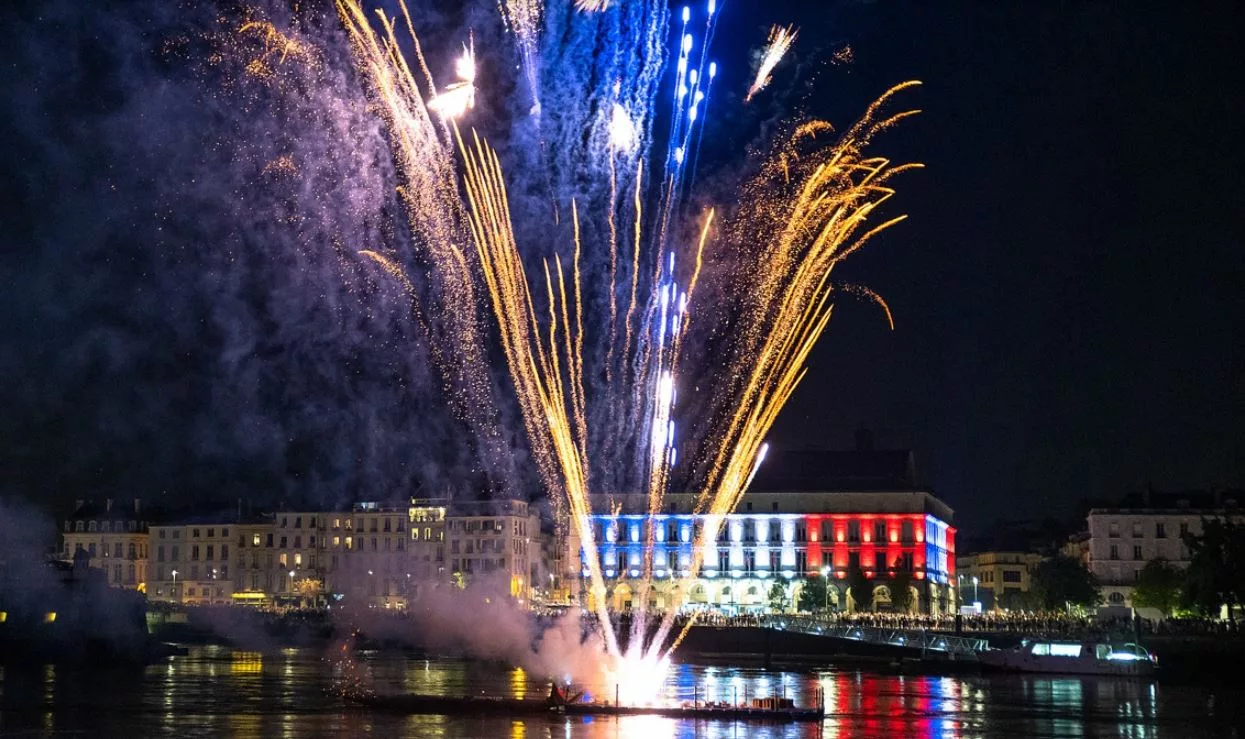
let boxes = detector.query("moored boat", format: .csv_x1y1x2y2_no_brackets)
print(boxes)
979,640,1156,677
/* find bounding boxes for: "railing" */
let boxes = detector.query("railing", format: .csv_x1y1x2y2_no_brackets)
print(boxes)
760,615,989,656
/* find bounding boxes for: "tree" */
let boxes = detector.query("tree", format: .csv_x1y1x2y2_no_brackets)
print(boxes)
1030,555,1100,611
847,565,873,612
890,568,914,613
1182,518,1245,619
767,581,788,613
797,574,828,612
1131,559,1182,617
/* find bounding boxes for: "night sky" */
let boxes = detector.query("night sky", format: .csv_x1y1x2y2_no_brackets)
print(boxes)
2,0,1242,531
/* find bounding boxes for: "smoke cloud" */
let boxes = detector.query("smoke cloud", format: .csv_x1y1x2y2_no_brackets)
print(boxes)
0,0,535,512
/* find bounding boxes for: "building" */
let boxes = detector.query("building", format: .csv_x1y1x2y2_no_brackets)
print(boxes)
149,519,236,605
60,499,151,592
269,510,327,606
1087,489,1245,617
230,516,277,607
568,440,958,615
446,499,541,601
322,501,434,609
955,551,1041,611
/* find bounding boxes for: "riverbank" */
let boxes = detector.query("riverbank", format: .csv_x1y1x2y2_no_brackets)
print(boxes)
142,608,1245,686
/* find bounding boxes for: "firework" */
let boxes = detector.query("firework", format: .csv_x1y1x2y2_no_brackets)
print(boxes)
745,24,798,103
323,0,919,702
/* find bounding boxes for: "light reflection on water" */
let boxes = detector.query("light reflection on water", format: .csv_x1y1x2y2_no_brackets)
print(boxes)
0,645,1238,738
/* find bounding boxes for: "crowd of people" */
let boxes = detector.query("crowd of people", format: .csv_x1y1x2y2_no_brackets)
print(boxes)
641,608,1243,641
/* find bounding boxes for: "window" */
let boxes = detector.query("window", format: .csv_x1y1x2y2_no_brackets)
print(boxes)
384,518,392,532
222,528,229,537
206,545,214,561
294,536,301,548
745,502,753,512
221,544,228,560
279,553,288,567
1156,523,1167,538
127,543,137,560
281,518,287,528
192,545,201,561
1179,522,1190,537
1002,570,1022,583
171,546,179,560
173,530,180,539
295,553,302,567
89,521,97,532
193,529,200,538
114,543,122,558
295,517,302,529
207,528,215,538
159,529,166,539
1109,544,1119,560
874,553,885,572
847,521,860,542
1131,522,1143,538
771,502,779,512
1109,591,1126,604
157,546,165,563
1133,545,1142,560
252,534,261,546
1108,521,1120,538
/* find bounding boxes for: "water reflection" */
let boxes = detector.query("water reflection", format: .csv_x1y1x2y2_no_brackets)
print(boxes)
0,648,1234,738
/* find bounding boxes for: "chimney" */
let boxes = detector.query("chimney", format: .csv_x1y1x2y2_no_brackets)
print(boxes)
134,498,141,515
105,498,113,512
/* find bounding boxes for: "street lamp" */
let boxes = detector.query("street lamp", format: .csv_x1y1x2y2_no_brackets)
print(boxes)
972,576,979,604
171,569,179,603
820,567,831,612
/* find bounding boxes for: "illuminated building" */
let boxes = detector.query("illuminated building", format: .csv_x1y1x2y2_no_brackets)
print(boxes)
1087,488,1245,618
955,551,1041,611
60,499,150,592
568,437,958,615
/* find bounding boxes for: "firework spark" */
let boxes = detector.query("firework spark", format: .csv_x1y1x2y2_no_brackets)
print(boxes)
428,41,478,119
745,24,798,103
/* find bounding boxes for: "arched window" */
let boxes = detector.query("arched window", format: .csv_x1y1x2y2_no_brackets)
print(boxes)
1109,591,1125,604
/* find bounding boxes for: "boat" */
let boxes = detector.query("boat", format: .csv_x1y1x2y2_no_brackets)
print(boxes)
979,639,1157,676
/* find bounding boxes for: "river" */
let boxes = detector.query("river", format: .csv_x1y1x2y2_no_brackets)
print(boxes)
0,646,1239,737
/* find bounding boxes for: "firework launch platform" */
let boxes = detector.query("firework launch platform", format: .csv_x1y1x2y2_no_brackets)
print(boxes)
352,692,826,722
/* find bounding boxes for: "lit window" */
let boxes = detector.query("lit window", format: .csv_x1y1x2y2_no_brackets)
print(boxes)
44,612,57,623
1050,644,1082,658
252,534,260,546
